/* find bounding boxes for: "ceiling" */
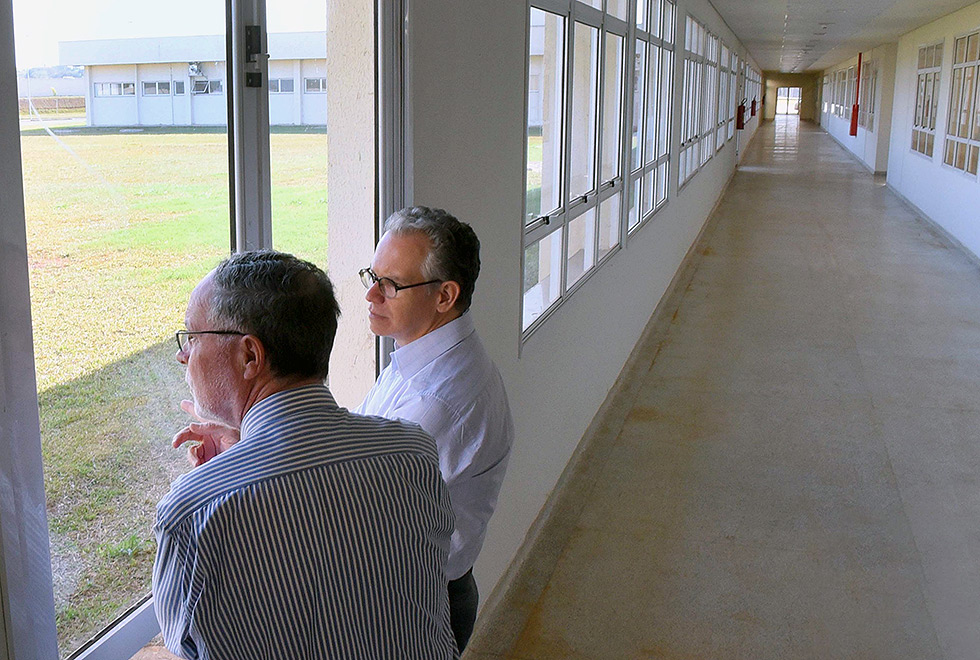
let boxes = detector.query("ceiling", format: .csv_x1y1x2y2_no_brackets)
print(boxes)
709,0,979,73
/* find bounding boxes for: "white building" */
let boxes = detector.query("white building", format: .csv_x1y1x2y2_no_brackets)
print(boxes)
59,32,327,127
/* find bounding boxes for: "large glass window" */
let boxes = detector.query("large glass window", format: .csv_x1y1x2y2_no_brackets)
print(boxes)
858,60,877,130
944,31,980,176
627,0,673,232
523,0,661,334
913,42,943,158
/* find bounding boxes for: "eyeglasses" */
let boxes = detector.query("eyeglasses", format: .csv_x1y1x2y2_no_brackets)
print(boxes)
359,268,441,299
175,329,246,353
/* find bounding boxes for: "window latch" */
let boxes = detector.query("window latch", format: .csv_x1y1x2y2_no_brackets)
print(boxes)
245,26,268,88
526,215,551,233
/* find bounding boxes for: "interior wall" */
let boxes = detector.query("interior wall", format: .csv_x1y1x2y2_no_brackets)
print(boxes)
886,0,980,257
407,0,761,605
820,42,898,173
762,71,820,120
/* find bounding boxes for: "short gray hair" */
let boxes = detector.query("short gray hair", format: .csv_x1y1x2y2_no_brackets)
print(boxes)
384,206,481,313
208,250,340,380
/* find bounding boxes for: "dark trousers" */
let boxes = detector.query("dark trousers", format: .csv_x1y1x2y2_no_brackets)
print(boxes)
448,568,479,653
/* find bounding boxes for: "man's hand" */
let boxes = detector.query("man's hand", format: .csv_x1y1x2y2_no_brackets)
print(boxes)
173,400,241,467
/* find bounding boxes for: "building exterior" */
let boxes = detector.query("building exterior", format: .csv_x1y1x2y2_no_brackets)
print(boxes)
59,32,326,127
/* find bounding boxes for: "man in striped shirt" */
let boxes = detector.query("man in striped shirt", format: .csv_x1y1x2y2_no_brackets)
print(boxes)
155,250,458,659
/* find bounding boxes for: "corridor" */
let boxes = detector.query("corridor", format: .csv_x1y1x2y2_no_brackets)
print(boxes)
469,118,980,659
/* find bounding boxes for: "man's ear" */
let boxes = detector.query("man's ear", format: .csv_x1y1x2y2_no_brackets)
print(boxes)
239,334,266,380
435,281,461,313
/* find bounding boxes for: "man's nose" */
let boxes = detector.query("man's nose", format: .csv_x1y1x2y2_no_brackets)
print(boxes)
365,281,384,303
176,347,188,365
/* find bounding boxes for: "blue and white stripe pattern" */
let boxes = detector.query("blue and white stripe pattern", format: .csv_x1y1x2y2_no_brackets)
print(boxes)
153,384,458,659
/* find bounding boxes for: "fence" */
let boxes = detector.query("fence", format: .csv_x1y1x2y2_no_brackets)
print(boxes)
19,96,86,114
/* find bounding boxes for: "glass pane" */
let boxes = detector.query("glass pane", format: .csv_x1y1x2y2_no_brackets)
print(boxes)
598,193,621,261
600,33,624,183
959,65,976,138
267,15,328,267
582,0,601,8
631,40,647,172
656,161,668,205
926,132,934,156
945,139,956,165
918,47,927,70
644,43,659,165
628,175,641,230
956,37,967,65
663,1,675,44
523,228,563,330
935,43,944,67
975,71,980,140
949,68,963,135
14,0,228,653
566,208,597,287
969,145,979,175
931,72,940,130
526,9,565,223
658,49,673,158
569,22,599,199
635,0,647,31
968,33,979,62
608,0,629,21
956,141,967,170
641,168,654,215
648,0,661,38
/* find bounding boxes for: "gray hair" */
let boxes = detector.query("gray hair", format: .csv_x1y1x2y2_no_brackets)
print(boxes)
208,249,340,380
384,206,481,313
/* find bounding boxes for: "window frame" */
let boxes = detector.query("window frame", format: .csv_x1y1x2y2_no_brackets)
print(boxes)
521,0,676,340
912,40,944,159
942,29,980,177
94,81,136,97
304,76,327,93
269,77,295,93
0,0,277,654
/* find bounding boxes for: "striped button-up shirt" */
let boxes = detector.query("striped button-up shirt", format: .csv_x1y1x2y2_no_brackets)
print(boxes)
153,384,458,660
356,312,514,580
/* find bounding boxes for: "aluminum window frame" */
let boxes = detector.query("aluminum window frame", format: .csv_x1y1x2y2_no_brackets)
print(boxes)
912,41,944,159
0,0,278,652
942,28,980,177
521,0,675,340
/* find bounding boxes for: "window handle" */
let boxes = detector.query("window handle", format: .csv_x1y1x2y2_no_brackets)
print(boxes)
526,216,550,232
600,179,615,190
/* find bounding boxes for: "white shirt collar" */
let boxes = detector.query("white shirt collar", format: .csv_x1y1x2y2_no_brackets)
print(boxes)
390,312,475,380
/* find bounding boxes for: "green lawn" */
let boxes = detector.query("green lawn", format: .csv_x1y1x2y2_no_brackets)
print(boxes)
20,128,327,654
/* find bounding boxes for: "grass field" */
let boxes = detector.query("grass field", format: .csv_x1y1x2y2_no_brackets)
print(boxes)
20,127,327,654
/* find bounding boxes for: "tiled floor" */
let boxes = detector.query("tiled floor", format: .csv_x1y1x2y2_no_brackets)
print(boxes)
467,118,980,659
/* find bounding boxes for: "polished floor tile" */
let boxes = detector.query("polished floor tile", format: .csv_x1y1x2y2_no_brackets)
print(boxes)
468,118,980,659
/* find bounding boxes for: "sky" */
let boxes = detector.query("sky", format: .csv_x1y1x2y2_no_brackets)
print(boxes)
13,0,326,67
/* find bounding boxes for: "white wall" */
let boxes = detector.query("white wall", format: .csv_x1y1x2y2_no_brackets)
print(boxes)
886,1,980,256
407,0,760,603
821,43,898,173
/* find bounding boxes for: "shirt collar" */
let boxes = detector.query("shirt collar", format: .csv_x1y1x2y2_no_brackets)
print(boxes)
391,312,475,379
240,383,337,440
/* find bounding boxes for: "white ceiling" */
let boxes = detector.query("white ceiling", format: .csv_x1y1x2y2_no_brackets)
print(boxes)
709,0,979,72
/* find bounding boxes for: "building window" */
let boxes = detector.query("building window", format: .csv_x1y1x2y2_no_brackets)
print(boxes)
522,0,673,335
913,42,943,158
173,81,185,95
305,77,326,93
142,81,171,96
844,66,856,120
944,31,979,176
191,78,223,94
858,60,877,130
270,78,295,93
94,82,135,97
679,15,707,186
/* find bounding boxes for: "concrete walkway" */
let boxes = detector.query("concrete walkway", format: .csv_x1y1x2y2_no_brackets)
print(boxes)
468,117,980,659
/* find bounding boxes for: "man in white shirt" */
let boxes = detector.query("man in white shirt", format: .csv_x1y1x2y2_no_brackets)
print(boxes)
356,206,514,652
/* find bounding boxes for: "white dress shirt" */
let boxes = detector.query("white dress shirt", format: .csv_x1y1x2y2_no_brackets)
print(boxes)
357,312,514,580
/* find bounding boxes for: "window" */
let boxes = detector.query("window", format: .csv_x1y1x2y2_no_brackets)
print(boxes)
629,0,674,231
305,77,327,93
173,80,185,95
269,77,295,93
522,0,675,335
844,66,856,120
141,81,171,96
94,82,135,97
944,31,980,176
913,42,943,158
191,78,223,94
679,15,708,185
858,60,877,130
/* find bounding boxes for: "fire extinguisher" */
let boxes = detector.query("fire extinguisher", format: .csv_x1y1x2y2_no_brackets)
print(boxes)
751,98,757,117
736,101,746,129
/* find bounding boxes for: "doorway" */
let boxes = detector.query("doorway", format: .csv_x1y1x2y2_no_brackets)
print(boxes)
776,87,801,115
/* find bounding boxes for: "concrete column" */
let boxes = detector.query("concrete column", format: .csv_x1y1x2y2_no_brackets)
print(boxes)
326,0,377,408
